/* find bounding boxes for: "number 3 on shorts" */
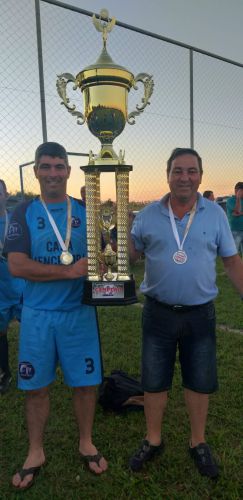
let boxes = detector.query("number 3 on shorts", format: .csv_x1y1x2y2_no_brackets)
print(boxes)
85,357,94,374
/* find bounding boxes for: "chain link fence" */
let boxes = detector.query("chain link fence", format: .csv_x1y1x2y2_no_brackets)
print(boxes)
1,0,243,201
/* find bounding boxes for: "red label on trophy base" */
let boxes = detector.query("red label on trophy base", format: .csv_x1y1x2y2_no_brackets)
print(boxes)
92,282,124,300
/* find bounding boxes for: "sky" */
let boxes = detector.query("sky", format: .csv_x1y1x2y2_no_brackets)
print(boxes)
1,0,243,201
47,0,243,199
62,0,243,64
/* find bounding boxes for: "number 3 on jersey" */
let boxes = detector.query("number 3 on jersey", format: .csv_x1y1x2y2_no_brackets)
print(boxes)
37,217,45,229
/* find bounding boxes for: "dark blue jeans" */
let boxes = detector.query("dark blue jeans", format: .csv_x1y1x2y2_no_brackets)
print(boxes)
142,297,218,394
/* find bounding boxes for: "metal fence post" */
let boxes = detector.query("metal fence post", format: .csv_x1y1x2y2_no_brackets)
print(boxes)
35,0,48,142
19,165,24,199
189,49,194,149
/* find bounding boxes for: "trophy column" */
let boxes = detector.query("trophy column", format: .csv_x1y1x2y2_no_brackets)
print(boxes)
85,170,101,281
116,168,130,281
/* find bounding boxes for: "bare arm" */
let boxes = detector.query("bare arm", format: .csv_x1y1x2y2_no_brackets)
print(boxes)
221,254,243,295
8,252,88,281
232,189,243,215
128,213,142,263
128,233,142,263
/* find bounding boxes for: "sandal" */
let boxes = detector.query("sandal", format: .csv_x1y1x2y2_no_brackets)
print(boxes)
80,452,106,474
12,465,41,491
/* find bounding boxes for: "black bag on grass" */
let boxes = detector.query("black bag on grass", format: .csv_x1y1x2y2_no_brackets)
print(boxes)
98,370,144,413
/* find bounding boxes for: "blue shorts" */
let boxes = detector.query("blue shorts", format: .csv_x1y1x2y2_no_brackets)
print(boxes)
0,304,22,331
18,305,103,390
142,297,218,394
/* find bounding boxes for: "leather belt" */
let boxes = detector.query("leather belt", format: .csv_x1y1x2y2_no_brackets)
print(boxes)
145,296,212,312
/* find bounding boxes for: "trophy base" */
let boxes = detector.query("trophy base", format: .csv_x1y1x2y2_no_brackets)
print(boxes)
81,163,133,174
82,277,138,306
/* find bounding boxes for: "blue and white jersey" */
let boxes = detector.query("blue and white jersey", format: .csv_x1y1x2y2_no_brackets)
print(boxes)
0,212,24,309
4,197,87,311
131,193,237,305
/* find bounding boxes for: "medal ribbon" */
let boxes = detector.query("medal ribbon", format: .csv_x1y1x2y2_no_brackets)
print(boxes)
168,199,197,251
0,210,8,256
40,195,72,253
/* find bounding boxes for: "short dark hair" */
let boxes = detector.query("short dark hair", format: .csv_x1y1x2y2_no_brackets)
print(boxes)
167,148,203,175
0,179,7,195
35,142,68,166
234,182,243,191
203,190,213,199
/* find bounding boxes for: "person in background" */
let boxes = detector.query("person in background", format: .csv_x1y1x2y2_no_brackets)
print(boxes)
203,190,214,201
226,182,243,256
5,142,107,491
80,185,86,207
129,147,243,480
0,179,24,394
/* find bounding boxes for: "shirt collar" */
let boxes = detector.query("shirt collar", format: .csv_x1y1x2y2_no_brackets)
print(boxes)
160,192,205,216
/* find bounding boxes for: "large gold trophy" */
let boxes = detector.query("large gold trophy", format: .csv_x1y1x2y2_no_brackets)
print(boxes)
56,9,154,305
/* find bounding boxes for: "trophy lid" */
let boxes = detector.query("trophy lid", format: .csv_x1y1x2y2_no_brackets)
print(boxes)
76,10,134,89
83,44,131,73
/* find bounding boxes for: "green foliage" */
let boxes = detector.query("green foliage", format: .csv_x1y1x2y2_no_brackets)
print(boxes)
101,199,149,212
128,201,149,211
0,259,242,498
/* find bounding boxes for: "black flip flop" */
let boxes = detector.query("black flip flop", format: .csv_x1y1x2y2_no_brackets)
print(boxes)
80,452,105,474
12,465,41,491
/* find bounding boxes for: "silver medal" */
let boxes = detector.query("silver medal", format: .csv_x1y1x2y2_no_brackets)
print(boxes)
60,251,73,265
40,196,73,266
173,250,187,265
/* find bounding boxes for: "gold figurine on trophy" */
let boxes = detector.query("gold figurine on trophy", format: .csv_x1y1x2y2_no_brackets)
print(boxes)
100,207,117,281
56,9,154,305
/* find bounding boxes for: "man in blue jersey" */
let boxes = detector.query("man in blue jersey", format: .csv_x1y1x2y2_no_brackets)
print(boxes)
5,142,107,490
129,148,243,479
0,179,23,394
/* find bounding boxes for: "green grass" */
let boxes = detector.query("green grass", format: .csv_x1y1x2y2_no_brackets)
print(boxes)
0,259,242,499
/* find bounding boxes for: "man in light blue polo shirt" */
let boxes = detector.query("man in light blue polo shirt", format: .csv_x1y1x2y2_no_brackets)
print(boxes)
129,148,243,479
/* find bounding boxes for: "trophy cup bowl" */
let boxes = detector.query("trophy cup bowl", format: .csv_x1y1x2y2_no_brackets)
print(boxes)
80,69,131,142
56,9,154,305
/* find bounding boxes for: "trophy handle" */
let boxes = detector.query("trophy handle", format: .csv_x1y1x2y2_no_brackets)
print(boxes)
127,73,154,125
56,73,85,125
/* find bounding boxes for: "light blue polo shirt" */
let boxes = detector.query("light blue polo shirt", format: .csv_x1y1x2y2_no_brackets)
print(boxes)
131,193,237,305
